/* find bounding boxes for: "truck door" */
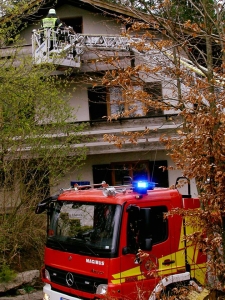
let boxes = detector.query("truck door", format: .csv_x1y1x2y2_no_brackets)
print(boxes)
120,203,184,300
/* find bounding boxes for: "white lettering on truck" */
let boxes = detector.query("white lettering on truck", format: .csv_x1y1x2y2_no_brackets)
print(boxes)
86,259,104,265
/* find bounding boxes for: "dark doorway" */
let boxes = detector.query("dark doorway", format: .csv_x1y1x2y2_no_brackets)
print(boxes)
92,164,112,185
149,160,168,187
61,17,83,33
88,86,107,120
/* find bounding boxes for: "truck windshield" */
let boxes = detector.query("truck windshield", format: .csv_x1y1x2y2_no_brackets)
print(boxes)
46,201,121,257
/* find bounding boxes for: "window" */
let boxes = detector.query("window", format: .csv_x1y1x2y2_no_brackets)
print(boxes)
144,82,163,116
108,86,124,116
93,160,168,187
127,205,168,251
111,161,150,185
140,206,168,245
48,202,122,255
108,84,163,117
88,83,163,120
0,168,14,190
108,86,143,117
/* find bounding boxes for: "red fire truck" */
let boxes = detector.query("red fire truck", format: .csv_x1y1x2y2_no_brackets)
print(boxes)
35,178,206,300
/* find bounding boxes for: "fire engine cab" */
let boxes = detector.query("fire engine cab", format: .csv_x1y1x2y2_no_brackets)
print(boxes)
35,178,206,300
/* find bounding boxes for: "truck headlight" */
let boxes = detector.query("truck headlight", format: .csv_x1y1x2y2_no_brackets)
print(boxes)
43,292,50,300
96,284,108,295
45,269,51,281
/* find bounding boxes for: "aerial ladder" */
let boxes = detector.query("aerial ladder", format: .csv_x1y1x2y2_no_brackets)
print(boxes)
32,27,208,75
32,26,225,90
32,27,138,68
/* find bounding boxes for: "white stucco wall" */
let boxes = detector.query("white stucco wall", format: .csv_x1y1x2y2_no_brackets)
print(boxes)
67,83,90,122
58,4,122,34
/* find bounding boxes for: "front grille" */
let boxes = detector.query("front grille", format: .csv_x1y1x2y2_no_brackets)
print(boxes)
46,265,108,294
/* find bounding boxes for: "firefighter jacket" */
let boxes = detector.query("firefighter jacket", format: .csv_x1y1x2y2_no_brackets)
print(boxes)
42,17,62,29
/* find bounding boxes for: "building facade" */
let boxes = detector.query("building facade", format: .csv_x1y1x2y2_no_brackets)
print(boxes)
18,0,197,196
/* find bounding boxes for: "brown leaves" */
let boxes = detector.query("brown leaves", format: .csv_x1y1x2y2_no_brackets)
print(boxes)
183,20,201,35
99,7,225,288
103,128,150,148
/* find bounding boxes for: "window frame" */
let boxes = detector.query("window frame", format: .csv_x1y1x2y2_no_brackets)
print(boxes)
111,160,150,185
88,82,163,120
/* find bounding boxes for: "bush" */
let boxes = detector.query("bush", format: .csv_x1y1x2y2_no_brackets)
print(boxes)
0,264,17,283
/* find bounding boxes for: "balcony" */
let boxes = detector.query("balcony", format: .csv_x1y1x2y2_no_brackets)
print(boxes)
71,114,181,155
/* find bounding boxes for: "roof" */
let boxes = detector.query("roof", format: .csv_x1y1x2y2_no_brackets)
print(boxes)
63,0,141,18
0,0,197,39
0,0,144,28
27,0,144,23
41,0,194,37
57,186,181,207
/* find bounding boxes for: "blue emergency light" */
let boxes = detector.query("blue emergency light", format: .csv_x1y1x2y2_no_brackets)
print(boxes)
133,180,155,194
71,181,90,187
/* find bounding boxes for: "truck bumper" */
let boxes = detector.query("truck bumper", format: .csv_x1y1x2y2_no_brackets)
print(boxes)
43,284,85,300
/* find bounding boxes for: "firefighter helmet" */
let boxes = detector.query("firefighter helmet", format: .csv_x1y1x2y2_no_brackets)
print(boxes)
49,8,56,15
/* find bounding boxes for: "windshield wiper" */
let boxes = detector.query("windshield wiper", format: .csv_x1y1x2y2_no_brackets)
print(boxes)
71,237,99,256
79,246,99,257
47,237,67,251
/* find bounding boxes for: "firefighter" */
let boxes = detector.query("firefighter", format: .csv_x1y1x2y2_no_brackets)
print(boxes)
41,8,63,30
41,8,64,50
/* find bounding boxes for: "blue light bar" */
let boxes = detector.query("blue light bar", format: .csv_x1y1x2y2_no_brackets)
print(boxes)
133,180,155,194
71,181,90,187
137,181,148,188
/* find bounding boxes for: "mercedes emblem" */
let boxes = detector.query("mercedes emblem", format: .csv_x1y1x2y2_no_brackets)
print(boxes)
66,272,74,287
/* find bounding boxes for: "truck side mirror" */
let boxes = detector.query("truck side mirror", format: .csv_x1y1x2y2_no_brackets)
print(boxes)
35,194,59,214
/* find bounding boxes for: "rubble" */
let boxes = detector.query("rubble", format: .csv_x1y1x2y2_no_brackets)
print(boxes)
0,270,43,300
0,290,43,300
